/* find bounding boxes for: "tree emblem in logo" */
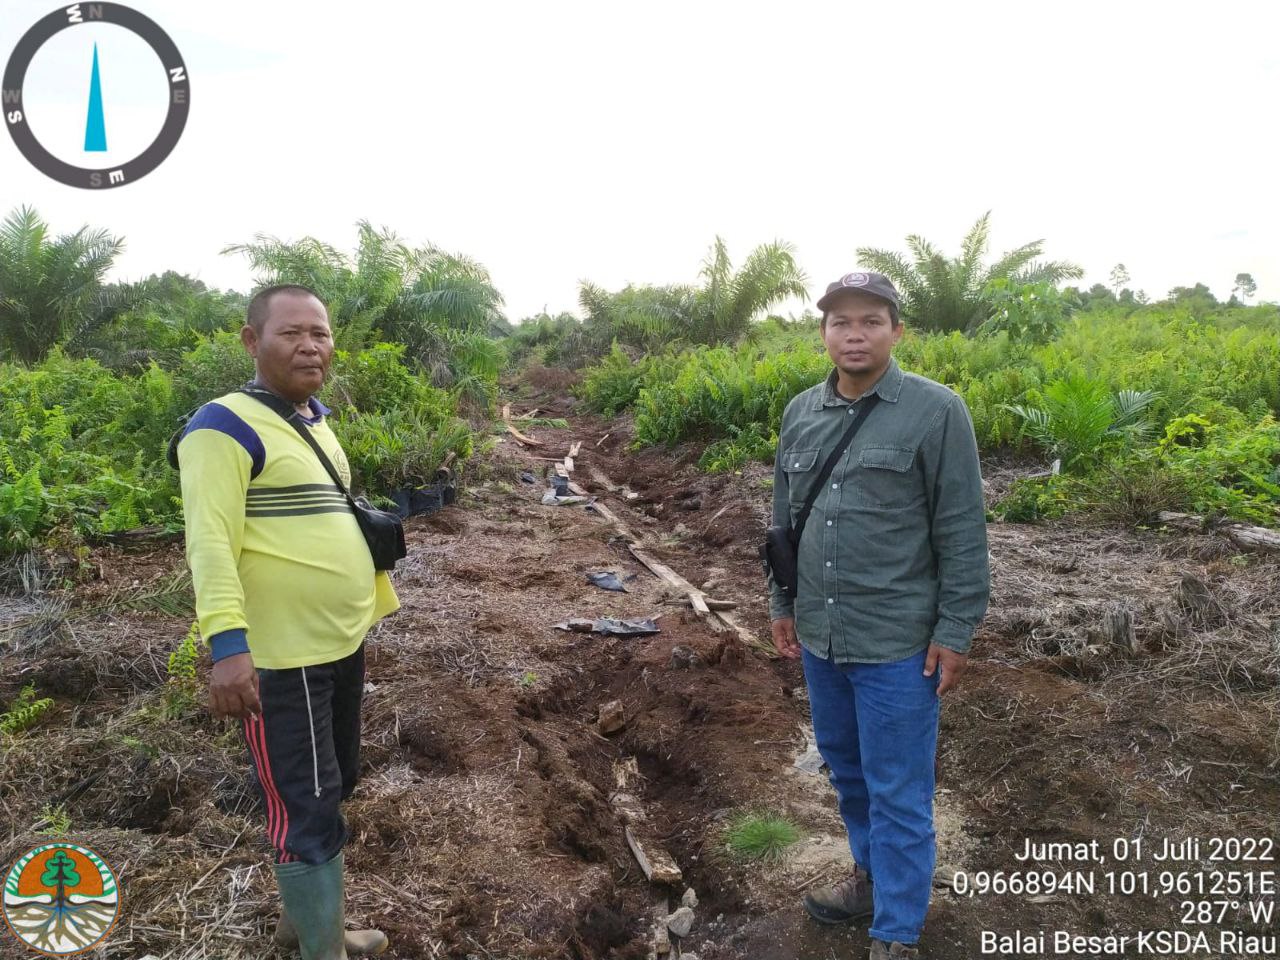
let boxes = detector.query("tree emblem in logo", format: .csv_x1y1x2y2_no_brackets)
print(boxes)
2,844,120,955
3,3,189,189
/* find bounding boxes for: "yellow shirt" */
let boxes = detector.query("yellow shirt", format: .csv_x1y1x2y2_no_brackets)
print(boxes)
177,390,399,669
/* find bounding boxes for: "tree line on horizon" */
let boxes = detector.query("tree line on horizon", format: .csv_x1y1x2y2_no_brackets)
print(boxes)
0,205,1263,373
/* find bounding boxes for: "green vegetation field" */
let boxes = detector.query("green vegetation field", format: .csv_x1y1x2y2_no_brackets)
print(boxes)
2,205,1276,561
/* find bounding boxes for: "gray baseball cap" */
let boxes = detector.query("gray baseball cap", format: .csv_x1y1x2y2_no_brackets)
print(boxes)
816,271,901,321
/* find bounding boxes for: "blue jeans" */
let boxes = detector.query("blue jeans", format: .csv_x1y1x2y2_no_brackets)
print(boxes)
802,646,940,944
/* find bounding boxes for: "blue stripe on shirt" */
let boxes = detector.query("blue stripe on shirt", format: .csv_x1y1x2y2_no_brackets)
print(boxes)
182,402,266,479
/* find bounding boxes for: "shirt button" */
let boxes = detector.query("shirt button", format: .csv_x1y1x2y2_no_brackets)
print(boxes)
831,483,839,489
827,598,834,604
825,561,832,567
826,520,833,526
794,462,801,467
848,407,855,414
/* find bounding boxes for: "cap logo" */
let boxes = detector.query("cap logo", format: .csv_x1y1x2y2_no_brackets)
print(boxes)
841,272,870,288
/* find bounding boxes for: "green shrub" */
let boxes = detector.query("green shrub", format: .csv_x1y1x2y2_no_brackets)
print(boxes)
1003,376,1158,471
577,344,681,417
335,407,472,494
0,337,477,554
1157,411,1280,524
170,331,256,413
698,423,777,473
1065,453,1195,526
992,475,1069,523
327,342,453,418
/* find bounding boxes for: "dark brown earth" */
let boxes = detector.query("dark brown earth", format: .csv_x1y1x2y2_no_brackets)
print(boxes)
1,377,1277,960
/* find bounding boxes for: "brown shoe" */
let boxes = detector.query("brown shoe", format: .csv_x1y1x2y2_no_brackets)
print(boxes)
802,866,873,924
869,939,919,959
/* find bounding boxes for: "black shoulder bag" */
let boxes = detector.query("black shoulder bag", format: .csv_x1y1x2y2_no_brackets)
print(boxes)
760,393,881,599
241,386,407,572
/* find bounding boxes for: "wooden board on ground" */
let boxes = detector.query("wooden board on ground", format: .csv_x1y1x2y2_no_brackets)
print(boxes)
626,825,683,885
1158,512,1280,552
653,895,671,956
502,404,542,447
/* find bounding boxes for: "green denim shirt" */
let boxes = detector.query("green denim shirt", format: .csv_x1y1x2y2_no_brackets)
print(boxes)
768,358,990,662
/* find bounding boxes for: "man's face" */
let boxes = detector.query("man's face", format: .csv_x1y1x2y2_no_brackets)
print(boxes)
821,290,902,378
241,291,334,401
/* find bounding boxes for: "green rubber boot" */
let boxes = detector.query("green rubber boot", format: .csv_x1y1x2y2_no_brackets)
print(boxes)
275,908,388,957
273,851,387,959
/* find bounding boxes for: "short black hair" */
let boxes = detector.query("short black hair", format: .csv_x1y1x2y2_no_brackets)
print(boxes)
246,283,323,332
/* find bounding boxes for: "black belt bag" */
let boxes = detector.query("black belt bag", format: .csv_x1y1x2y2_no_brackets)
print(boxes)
760,393,881,600
242,386,407,572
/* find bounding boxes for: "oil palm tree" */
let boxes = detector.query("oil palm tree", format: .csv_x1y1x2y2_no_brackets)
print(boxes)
856,212,1082,334
577,236,808,351
692,237,809,344
224,221,506,361
0,206,138,364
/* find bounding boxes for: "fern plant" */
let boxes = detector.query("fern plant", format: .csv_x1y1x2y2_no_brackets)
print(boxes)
1,683,54,734
163,621,204,718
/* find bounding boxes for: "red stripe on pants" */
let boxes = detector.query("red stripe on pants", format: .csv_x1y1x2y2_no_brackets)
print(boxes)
245,714,294,862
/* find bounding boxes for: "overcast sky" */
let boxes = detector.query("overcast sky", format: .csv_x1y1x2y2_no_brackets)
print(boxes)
2,0,1276,320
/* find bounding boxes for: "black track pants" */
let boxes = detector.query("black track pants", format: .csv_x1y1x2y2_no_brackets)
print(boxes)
241,643,365,865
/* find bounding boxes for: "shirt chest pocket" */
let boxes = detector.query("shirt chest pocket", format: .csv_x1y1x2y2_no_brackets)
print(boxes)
853,444,920,508
782,448,821,511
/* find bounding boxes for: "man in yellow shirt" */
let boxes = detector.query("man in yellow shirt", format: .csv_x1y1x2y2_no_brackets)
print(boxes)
178,284,398,958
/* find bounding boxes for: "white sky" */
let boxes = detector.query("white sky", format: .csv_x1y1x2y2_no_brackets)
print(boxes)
1,0,1276,320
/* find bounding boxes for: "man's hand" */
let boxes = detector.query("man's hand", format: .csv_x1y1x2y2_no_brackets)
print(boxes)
771,617,801,660
209,652,261,719
923,643,968,696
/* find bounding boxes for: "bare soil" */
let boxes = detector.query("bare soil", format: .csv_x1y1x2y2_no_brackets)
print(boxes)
2,382,1277,960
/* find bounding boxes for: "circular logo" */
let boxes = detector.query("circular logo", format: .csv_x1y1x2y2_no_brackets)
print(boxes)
3,4,189,189
2,844,121,955
841,272,871,288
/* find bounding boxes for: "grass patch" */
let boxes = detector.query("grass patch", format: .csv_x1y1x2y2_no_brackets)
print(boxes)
723,810,801,862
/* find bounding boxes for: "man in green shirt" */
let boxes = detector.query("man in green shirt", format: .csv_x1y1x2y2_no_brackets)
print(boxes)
769,272,990,959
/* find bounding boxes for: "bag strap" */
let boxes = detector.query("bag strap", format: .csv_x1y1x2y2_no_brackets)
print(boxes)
239,385,361,511
792,392,882,541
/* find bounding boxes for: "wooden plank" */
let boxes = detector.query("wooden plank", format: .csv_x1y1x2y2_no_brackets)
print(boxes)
563,456,575,473
626,825,683,885
567,481,629,529
1158,512,1280,552
663,597,739,611
569,441,582,458
586,465,618,491
502,405,542,447
505,423,541,446
630,545,713,616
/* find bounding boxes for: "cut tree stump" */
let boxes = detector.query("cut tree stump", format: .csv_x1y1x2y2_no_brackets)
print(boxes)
1098,604,1138,653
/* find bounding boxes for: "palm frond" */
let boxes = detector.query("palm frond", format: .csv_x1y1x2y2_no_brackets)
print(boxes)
984,241,1046,283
